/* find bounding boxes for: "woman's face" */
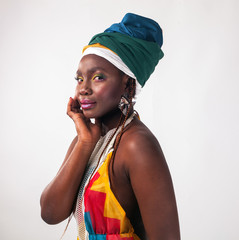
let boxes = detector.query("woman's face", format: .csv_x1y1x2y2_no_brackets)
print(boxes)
75,54,127,119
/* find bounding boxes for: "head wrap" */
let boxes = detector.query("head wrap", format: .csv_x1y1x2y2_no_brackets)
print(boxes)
82,13,164,87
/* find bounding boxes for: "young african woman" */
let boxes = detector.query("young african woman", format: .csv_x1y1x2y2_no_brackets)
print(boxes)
40,13,180,240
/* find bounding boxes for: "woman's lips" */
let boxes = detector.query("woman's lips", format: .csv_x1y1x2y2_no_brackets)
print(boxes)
80,99,96,110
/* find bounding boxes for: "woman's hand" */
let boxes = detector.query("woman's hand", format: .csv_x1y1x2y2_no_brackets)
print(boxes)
41,97,102,224
67,97,101,150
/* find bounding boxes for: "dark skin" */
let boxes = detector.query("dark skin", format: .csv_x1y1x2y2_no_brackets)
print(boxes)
40,54,180,240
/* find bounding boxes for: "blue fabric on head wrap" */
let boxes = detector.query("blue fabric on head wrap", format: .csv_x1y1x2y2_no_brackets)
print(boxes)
105,13,163,47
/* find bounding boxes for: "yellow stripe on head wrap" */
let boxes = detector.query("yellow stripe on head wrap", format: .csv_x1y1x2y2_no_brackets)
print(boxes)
82,43,117,55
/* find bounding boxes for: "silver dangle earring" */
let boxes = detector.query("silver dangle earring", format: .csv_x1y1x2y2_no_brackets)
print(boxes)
119,78,136,115
118,94,135,115
118,95,130,115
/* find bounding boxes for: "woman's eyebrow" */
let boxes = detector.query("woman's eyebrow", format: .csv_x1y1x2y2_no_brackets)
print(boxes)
89,67,107,72
76,67,107,76
76,70,82,77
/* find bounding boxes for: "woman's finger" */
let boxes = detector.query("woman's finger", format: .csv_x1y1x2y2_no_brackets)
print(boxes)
72,97,81,109
67,97,82,116
67,97,74,117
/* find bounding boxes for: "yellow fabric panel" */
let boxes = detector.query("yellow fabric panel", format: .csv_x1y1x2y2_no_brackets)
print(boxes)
89,152,134,234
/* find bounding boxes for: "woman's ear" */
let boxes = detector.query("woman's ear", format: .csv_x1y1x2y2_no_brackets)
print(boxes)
125,77,136,98
122,74,130,89
121,74,136,98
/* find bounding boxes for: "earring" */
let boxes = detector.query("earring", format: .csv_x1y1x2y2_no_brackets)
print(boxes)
118,95,130,115
118,95,135,115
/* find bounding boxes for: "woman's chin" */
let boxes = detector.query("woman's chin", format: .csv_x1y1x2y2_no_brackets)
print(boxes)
82,109,104,119
82,110,96,119
82,104,122,120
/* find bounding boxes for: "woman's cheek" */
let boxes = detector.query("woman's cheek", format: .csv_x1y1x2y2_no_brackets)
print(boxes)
96,86,117,100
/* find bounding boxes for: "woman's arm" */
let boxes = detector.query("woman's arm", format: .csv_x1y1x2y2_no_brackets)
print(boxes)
40,97,101,224
125,130,180,240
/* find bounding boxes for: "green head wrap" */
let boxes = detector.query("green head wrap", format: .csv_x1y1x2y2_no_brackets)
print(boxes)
86,13,164,87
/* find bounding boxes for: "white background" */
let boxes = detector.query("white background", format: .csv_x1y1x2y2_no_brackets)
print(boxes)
1,0,238,239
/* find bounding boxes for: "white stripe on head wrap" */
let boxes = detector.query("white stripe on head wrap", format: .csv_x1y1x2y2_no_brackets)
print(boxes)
81,47,141,96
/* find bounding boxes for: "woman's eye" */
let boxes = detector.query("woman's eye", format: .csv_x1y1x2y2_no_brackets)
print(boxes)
75,77,84,83
93,74,105,81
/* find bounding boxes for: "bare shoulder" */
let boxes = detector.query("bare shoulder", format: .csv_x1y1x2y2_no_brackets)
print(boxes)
118,118,180,239
124,118,160,147
119,117,168,173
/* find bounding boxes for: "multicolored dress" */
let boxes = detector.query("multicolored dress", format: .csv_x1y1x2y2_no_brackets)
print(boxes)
74,113,140,240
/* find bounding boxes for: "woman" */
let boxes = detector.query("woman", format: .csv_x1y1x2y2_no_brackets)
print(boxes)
40,13,180,240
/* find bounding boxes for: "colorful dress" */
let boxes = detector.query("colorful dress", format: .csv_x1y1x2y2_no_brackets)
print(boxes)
74,113,140,240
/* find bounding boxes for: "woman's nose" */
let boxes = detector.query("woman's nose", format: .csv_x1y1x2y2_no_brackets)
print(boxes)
77,81,93,96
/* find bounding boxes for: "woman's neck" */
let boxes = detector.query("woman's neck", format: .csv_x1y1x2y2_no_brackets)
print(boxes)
100,108,134,135
100,108,123,135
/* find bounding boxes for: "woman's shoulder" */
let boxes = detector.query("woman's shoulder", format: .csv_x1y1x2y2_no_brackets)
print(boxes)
115,116,170,188
118,117,166,168
122,117,161,152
